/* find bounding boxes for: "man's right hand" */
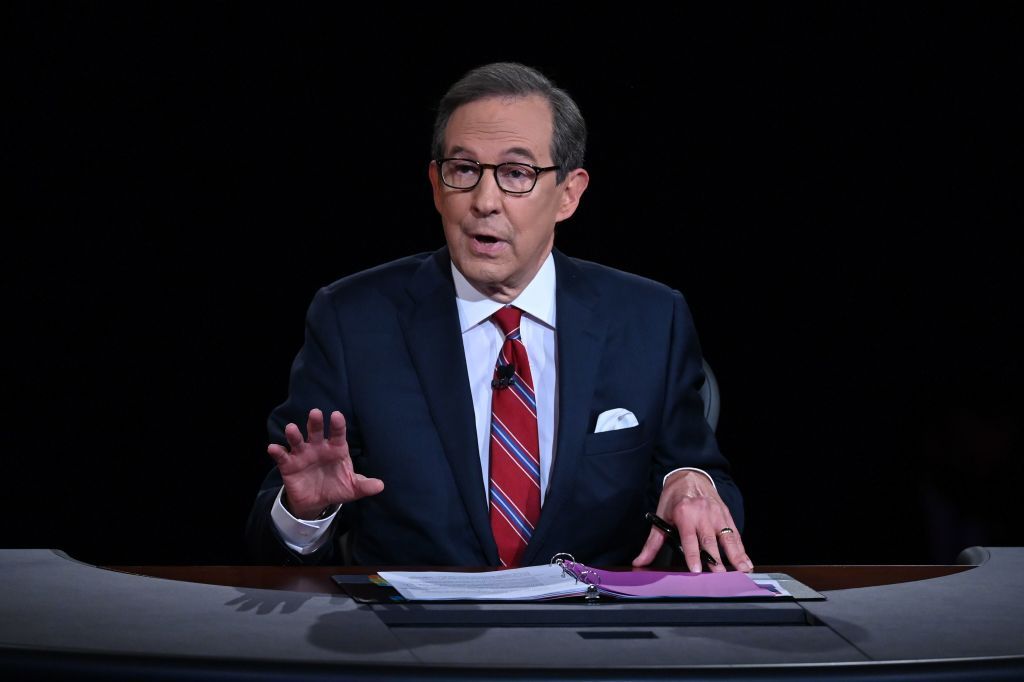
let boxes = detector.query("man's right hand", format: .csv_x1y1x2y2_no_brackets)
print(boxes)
267,408,384,520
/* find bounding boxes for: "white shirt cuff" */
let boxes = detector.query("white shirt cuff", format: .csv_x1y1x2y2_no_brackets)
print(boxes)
663,467,716,490
270,487,339,555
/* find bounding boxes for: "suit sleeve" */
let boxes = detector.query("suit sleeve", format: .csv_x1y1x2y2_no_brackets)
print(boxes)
245,287,357,564
653,290,744,531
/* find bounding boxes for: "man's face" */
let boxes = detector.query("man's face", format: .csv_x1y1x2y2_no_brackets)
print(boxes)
429,94,588,302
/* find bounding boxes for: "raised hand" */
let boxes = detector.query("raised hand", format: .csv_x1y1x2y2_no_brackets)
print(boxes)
266,409,384,519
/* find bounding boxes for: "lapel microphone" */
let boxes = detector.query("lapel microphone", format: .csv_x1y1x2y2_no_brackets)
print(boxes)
492,363,516,389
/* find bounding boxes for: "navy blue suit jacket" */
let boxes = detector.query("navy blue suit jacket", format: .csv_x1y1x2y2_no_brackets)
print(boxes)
246,247,743,566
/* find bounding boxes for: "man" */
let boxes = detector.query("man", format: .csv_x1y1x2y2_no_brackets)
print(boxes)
246,62,752,573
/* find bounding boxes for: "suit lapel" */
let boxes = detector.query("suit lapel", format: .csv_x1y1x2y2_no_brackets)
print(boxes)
521,250,607,566
399,248,497,563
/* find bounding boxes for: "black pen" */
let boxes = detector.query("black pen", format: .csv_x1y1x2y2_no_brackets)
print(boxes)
645,511,718,568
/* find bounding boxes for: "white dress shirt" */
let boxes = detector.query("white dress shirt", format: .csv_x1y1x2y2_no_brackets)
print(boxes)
452,254,558,504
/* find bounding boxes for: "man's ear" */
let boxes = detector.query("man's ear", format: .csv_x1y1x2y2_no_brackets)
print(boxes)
555,168,590,222
428,161,443,213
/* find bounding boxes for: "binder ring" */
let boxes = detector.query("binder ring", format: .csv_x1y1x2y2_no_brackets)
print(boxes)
550,553,581,582
549,552,576,567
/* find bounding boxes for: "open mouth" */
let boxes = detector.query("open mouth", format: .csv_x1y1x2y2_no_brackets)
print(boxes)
468,233,506,255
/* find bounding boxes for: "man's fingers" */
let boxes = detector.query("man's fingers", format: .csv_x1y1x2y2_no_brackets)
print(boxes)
680,529,704,573
719,532,754,572
353,474,385,498
306,409,325,444
631,528,665,567
266,443,289,467
714,510,753,572
698,532,726,573
283,423,306,451
328,410,347,448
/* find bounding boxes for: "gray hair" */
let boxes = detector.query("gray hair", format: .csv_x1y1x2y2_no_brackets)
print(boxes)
431,62,586,184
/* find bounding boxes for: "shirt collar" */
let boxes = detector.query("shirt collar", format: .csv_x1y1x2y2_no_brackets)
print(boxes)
452,253,557,333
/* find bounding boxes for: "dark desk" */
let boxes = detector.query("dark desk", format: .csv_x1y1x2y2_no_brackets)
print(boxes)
1,548,1022,680
101,562,973,593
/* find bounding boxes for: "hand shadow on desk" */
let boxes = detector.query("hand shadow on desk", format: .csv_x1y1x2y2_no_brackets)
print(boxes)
222,588,481,654
224,587,314,615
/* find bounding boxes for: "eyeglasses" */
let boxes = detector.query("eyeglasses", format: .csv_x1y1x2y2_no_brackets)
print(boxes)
436,158,561,194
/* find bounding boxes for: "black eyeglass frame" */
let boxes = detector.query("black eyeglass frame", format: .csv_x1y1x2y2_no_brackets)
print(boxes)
435,158,561,194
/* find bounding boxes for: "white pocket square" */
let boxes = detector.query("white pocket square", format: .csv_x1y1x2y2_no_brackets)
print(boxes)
594,408,639,433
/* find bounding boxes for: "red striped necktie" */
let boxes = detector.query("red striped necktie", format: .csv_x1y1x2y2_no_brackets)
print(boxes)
488,305,541,567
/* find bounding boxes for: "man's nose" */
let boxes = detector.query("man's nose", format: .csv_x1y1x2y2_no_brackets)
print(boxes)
470,170,503,215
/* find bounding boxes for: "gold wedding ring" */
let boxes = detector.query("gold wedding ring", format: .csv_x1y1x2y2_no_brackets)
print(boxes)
718,527,734,536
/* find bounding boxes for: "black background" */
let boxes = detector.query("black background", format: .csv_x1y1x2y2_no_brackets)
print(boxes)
6,4,1022,566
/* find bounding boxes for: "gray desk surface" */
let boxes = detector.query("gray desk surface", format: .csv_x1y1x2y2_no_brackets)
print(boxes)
1,548,1022,680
